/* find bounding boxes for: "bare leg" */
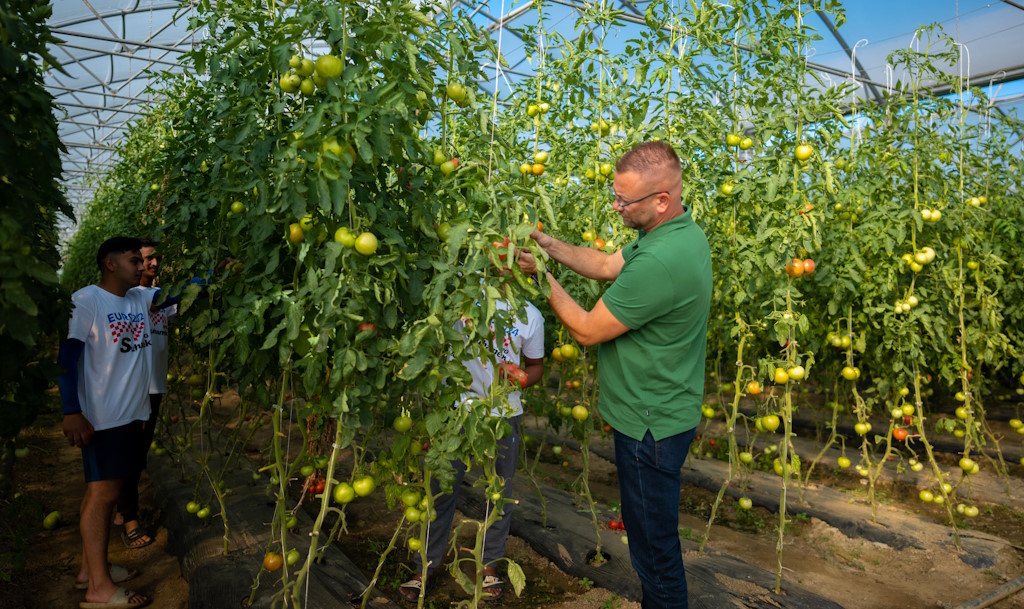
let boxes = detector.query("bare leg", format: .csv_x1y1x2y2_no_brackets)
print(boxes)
81,478,122,603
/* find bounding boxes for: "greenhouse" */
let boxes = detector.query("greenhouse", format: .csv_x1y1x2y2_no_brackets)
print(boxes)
2,1,1023,608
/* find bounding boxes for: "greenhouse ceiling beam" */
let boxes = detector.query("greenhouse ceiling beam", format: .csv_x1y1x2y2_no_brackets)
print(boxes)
53,44,120,103
545,0,890,92
479,63,532,79
80,0,130,44
59,101,145,116
61,105,139,123
59,119,111,130
57,41,182,69
58,119,125,142
109,29,195,100
64,142,115,151
51,28,193,55
51,3,183,29
49,84,156,105
999,0,1024,11
815,9,883,105
926,64,1024,99
478,1,533,34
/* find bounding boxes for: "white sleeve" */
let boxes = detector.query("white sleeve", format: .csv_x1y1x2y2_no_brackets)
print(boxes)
68,289,96,342
521,305,545,359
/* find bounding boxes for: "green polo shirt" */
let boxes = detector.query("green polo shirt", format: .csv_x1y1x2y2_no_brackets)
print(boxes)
598,208,712,441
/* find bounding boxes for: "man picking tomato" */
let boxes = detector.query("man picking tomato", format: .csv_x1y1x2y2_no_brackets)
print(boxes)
57,237,155,608
114,237,176,550
518,141,712,609
399,297,544,603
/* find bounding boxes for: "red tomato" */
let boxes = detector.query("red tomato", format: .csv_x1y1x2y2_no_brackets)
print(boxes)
358,322,376,333
499,363,528,388
785,258,805,277
492,237,510,261
893,427,909,442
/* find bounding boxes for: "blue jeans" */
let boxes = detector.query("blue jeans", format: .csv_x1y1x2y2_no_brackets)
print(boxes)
614,427,697,609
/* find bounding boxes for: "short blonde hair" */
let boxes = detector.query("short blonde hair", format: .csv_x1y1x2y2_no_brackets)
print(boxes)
616,141,681,175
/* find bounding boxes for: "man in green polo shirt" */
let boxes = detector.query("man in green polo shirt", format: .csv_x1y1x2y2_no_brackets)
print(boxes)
518,140,712,609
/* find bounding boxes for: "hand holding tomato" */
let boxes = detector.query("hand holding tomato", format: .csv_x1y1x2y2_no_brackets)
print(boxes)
498,363,529,388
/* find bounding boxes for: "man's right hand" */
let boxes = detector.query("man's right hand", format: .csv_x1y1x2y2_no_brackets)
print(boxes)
517,250,538,275
530,229,553,249
62,413,94,448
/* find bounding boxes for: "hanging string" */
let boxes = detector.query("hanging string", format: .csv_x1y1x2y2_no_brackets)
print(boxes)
849,39,868,147
486,0,508,181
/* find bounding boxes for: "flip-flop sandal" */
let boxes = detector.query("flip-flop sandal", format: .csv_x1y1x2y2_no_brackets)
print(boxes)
398,576,431,602
482,574,504,601
79,586,151,609
74,564,139,590
121,526,154,549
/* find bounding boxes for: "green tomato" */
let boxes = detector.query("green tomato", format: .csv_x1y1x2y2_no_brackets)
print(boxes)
353,476,375,497
42,510,62,529
333,482,355,504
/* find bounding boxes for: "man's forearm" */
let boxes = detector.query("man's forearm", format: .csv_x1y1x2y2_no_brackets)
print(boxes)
537,234,620,281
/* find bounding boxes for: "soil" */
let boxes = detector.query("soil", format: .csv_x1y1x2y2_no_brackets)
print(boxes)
6,392,1024,609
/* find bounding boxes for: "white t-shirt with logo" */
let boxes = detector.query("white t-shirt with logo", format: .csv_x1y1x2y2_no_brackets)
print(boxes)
457,299,545,417
132,286,176,394
68,285,153,431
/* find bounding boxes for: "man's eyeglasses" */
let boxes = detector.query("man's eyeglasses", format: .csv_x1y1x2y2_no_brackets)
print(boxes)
608,186,665,208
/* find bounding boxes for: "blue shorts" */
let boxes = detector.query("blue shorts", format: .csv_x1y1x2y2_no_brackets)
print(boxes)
82,421,142,482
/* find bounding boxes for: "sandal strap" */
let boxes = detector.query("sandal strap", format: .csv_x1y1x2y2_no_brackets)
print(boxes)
399,579,423,591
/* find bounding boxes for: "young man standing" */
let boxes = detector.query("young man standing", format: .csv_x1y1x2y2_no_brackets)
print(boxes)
399,297,544,603
518,141,712,609
116,237,174,549
58,237,155,608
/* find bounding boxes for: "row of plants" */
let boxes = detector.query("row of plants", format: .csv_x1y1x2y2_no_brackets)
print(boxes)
0,0,73,497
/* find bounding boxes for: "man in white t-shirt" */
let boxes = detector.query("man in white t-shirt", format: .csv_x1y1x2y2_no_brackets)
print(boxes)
400,298,544,603
57,237,154,608
116,237,176,549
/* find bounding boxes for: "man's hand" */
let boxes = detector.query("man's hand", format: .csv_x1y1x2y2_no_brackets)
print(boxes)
517,250,538,275
62,413,94,448
530,229,553,249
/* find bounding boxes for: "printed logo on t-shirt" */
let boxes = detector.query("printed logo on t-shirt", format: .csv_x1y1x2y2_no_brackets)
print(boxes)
151,311,168,336
108,311,151,353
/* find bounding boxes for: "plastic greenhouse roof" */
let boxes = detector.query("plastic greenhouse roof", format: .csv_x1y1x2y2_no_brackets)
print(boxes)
45,0,1024,238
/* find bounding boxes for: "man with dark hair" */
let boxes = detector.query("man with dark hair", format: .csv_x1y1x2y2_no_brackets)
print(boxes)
58,236,154,608
518,141,712,609
114,237,173,549
399,296,544,603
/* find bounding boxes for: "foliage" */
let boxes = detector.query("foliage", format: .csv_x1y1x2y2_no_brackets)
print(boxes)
0,0,72,454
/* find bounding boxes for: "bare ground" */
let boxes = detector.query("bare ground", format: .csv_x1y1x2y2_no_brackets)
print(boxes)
6,399,1024,609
